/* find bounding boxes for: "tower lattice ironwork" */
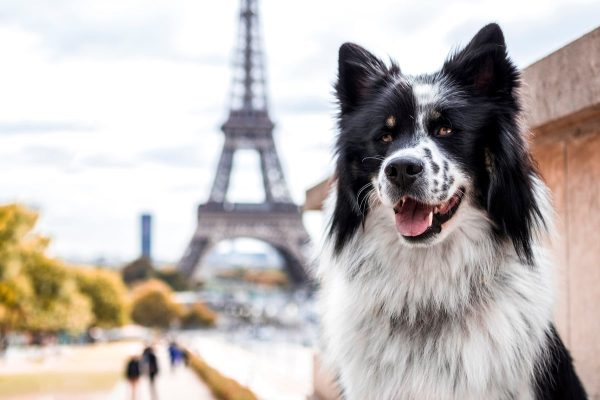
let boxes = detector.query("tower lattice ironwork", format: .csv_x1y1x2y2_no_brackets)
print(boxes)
178,0,311,284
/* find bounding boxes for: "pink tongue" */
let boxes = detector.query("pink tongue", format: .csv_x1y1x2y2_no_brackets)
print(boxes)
395,198,434,237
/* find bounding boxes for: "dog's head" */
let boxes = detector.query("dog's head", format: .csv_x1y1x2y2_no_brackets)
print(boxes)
330,23,543,264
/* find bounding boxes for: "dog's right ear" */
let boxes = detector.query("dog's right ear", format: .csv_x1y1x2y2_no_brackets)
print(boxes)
336,43,388,115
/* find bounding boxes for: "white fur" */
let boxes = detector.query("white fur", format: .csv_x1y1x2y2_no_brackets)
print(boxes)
318,178,555,400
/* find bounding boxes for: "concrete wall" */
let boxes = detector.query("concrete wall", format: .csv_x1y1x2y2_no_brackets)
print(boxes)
523,26,600,398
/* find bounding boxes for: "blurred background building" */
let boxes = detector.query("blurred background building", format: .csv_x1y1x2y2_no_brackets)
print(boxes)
140,213,152,260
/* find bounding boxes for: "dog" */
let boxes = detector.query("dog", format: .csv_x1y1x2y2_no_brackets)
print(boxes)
318,23,587,400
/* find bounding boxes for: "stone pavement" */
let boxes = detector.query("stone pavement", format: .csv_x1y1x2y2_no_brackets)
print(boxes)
188,334,313,400
0,342,215,400
107,345,215,400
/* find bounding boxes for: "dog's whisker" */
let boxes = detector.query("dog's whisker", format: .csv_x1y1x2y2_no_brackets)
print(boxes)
356,182,373,200
358,188,375,215
362,156,386,163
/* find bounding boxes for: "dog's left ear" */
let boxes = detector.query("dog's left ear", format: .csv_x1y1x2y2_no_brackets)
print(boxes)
446,24,543,264
442,23,518,96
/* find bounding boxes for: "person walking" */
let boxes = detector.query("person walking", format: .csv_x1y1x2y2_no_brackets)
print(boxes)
125,355,141,400
168,341,179,371
143,346,159,400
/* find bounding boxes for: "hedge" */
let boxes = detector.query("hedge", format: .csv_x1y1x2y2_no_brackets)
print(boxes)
186,349,257,400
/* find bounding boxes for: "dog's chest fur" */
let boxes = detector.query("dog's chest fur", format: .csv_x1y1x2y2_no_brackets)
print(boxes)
318,202,554,400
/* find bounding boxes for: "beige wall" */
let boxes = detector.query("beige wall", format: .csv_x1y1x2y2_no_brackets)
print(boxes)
532,111,600,398
523,26,600,399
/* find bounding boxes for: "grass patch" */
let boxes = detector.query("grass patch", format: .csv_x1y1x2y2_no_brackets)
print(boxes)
186,350,257,400
0,371,121,397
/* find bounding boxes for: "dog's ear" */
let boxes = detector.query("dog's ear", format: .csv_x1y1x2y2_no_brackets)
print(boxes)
445,24,543,264
336,43,388,115
442,23,518,96
486,126,544,265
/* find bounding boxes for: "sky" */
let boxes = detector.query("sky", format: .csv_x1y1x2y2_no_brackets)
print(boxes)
1,0,598,265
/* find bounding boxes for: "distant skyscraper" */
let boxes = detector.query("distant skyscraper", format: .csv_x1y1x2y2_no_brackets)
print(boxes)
140,214,152,259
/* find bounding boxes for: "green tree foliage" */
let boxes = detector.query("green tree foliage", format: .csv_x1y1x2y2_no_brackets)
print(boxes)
130,279,182,328
75,268,130,328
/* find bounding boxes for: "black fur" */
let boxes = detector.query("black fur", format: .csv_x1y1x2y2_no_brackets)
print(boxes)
534,325,588,399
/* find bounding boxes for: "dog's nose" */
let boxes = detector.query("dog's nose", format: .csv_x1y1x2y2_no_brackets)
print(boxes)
384,157,424,188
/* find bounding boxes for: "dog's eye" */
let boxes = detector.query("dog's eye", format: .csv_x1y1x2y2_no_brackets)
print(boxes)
380,134,394,143
436,126,453,137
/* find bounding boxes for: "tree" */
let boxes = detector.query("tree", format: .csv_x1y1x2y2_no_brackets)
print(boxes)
122,256,154,286
21,252,93,333
0,204,109,335
0,205,37,331
130,279,181,328
122,257,191,291
155,267,191,291
0,205,40,334
181,302,217,328
75,268,129,328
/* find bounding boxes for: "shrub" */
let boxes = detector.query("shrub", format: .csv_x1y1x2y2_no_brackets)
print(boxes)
130,279,181,328
187,350,257,400
155,267,191,291
182,303,217,328
121,257,153,286
216,268,289,286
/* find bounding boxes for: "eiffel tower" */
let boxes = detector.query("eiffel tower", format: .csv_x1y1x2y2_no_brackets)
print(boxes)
177,0,311,285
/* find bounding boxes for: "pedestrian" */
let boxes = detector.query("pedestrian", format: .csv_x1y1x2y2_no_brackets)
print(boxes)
168,341,179,371
143,345,159,399
125,355,141,400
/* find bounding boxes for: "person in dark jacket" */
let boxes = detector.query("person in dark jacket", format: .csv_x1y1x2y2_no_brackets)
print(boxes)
125,355,141,400
142,346,159,399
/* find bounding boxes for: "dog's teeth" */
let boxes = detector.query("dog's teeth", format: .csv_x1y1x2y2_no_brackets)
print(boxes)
427,211,433,226
434,207,439,214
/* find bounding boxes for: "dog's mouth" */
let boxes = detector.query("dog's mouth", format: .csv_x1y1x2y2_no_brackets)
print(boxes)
392,188,464,240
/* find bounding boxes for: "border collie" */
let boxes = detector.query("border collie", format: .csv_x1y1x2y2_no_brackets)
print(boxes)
318,24,587,400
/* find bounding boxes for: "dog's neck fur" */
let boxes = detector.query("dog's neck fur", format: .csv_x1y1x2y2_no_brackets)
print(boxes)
318,183,555,400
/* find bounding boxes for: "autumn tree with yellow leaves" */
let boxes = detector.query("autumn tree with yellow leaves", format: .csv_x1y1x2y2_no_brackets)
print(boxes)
0,204,129,338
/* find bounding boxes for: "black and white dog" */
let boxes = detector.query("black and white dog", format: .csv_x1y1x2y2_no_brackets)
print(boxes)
318,24,587,399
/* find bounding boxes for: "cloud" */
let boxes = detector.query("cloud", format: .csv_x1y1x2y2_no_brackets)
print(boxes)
140,143,220,169
276,96,333,114
442,1,600,67
21,144,75,166
0,120,96,135
0,0,230,65
79,154,135,169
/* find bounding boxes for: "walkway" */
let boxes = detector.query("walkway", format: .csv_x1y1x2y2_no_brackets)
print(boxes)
0,342,215,400
187,333,313,400
107,345,215,400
